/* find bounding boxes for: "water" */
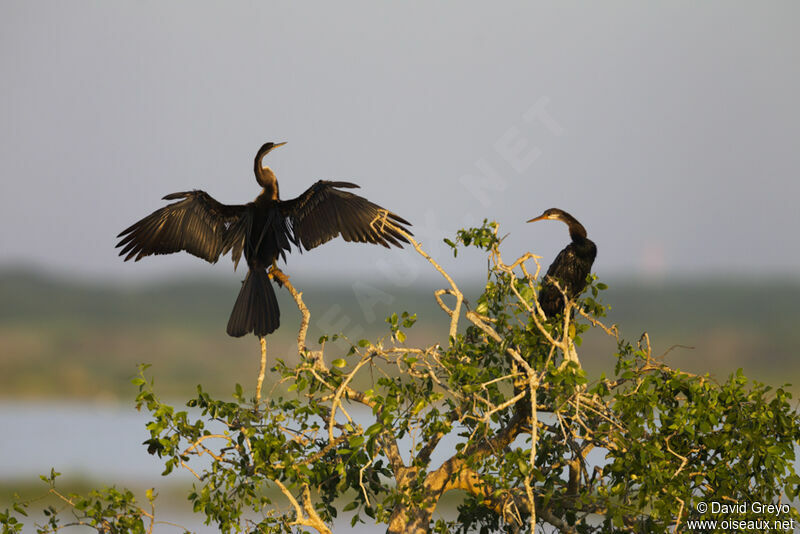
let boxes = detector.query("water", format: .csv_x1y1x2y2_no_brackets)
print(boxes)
0,401,179,483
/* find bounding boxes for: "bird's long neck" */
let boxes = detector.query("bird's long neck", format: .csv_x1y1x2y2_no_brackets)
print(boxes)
563,216,588,243
256,165,280,202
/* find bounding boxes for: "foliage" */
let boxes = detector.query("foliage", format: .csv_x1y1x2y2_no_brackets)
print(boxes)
1,469,159,534
3,221,799,533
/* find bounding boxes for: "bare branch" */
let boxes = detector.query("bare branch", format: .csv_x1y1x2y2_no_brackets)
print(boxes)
327,354,371,443
271,265,311,353
273,480,332,534
256,336,267,404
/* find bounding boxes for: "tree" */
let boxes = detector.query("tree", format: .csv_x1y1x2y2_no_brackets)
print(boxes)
4,220,800,533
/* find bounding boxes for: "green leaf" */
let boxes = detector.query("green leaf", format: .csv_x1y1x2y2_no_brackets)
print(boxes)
517,458,530,476
365,423,383,436
343,501,359,512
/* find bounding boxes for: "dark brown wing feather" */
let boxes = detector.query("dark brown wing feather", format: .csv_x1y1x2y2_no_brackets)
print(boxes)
539,239,597,317
116,190,247,266
280,181,412,251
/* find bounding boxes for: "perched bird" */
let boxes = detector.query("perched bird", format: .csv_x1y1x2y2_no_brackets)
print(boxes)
117,142,412,337
527,208,596,318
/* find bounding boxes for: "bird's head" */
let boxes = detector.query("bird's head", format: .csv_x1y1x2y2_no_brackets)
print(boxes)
527,208,568,224
527,208,588,241
256,141,287,163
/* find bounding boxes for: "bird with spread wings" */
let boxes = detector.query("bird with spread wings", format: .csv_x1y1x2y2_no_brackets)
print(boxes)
117,142,412,337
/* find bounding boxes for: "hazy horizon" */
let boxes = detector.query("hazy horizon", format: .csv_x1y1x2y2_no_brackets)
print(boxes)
4,258,800,288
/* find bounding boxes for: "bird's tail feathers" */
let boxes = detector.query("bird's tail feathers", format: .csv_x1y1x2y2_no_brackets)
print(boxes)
226,269,280,337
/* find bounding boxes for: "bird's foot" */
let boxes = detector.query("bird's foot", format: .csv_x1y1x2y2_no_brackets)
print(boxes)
269,265,289,288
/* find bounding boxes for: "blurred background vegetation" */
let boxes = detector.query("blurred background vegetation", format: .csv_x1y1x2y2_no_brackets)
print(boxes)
3,267,799,401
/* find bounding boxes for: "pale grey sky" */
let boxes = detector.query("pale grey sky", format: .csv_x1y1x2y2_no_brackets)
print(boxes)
1,2,798,284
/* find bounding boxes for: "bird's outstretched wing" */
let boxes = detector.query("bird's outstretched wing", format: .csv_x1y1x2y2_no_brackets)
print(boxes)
116,190,247,267
280,181,412,250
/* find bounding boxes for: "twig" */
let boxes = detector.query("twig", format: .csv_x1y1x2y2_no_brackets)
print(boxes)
256,336,267,404
273,480,332,534
183,434,232,463
527,374,538,530
393,227,464,344
328,355,370,443
272,265,311,353
575,306,618,338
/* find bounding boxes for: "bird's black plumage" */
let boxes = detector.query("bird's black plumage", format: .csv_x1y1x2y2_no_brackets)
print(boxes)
117,141,412,337
527,208,596,318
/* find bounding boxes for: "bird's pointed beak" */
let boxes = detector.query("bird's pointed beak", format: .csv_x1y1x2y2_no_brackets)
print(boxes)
526,215,547,223
274,141,287,148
